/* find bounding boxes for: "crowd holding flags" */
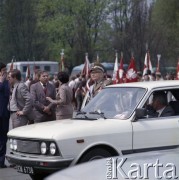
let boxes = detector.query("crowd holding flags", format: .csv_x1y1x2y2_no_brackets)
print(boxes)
6,48,179,85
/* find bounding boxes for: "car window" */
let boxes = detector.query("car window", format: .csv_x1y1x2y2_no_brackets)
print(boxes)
82,87,146,119
143,89,179,118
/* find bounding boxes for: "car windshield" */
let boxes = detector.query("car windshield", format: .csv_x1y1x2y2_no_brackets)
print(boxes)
81,87,146,119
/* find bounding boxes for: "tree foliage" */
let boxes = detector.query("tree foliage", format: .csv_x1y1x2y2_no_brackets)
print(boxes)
151,0,179,65
0,0,178,70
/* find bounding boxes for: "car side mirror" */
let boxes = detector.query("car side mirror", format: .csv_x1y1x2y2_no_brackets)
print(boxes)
135,108,147,120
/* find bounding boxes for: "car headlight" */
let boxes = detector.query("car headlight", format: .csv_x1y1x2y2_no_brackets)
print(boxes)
40,142,47,154
50,143,56,155
12,139,17,151
10,139,13,150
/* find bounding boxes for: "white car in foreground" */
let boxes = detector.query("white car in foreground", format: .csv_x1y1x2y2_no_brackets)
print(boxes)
6,81,179,180
46,148,179,180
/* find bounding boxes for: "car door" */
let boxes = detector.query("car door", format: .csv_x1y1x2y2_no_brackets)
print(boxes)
132,113,179,152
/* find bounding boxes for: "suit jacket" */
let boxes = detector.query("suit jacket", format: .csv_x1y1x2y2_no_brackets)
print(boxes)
30,82,56,122
9,82,33,128
56,83,73,117
0,80,10,118
160,105,175,117
147,105,175,117
15,82,33,115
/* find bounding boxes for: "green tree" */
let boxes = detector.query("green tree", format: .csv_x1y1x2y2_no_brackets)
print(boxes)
0,0,44,62
36,0,110,66
151,0,179,66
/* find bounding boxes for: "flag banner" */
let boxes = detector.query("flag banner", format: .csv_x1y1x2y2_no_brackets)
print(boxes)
112,53,119,84
156,54,161,73
33,61,36,80
10,58,14,71
176,60,179,80
26,64,30,80
118,55,125,83
59,49,65,72
126,56,138,83
143,51,153,76
82,53,90,79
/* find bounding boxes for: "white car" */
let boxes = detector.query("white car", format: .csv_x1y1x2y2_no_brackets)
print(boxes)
6,80,179,180
45,148,179,180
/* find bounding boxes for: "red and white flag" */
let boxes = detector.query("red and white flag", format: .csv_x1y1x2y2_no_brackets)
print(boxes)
26,64,30,80
143,50,153,76
176,59,179,80
81,53,90,79
112,53,119,84
126,56,138,83
118,54,125,83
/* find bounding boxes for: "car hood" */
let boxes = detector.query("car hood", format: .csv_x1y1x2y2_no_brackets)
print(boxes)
7,118,131,140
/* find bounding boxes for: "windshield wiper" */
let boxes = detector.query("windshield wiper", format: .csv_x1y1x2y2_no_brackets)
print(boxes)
75,111,88,118
89,110,106,119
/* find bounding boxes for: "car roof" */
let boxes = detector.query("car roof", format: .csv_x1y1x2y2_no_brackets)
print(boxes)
107,80,179,90
7,61,58,65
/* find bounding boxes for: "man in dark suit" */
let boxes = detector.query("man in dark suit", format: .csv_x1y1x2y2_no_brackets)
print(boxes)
8,69,33,128
0,62,10,168
146,91,175,117
30,71,56,123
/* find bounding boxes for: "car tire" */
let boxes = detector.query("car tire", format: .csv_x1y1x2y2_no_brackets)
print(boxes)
79,148,112,163
29,174,48,180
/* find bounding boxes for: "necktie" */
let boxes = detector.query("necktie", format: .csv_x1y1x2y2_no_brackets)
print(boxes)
43,84,47,94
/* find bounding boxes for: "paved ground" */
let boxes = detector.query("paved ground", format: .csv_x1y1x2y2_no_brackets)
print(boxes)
0,143,31,180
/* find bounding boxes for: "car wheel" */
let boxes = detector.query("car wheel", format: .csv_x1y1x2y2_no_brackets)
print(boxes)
29,174,48,180
79,148,112,163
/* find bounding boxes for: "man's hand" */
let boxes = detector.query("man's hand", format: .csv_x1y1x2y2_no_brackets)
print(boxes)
43,106,51,115
16,111,24,116
0,72,7,82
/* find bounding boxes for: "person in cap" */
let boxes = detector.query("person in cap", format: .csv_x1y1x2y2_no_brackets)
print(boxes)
86,63,112,103
0,62,10,168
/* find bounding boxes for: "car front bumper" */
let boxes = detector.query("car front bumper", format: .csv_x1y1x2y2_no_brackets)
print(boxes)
6,152,74,174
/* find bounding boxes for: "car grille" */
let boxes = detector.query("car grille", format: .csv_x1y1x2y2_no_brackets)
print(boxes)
16,140,40,154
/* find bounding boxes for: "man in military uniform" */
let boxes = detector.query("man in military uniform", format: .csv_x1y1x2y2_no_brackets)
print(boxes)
86,63,112,104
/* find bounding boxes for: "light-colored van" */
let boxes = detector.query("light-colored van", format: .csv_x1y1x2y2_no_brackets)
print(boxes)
7,61,59,79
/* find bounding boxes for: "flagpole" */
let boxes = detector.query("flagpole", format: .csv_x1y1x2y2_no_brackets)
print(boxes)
157,54,161,73
60,49,65,72
33,57,36,80
96,53,99,63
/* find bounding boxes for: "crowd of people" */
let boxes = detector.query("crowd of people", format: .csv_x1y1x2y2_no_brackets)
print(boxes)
0,61,110,168
0,61,177,168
